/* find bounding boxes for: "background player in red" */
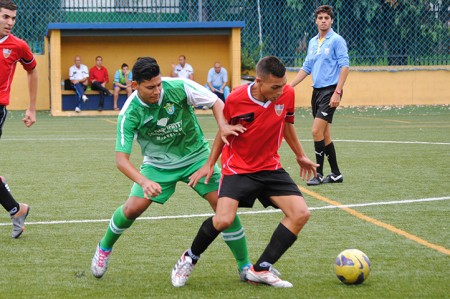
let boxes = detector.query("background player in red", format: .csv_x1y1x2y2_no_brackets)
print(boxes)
172,56,317,288
0,0,37,238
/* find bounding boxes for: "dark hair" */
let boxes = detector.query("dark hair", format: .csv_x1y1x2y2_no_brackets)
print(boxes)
315,5,334,20
132,57,160,83
255,56,286,79
121,63,128,68
0,0,18,11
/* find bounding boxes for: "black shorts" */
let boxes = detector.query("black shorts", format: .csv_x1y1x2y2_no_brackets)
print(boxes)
311,85,337,123
219,169,302,209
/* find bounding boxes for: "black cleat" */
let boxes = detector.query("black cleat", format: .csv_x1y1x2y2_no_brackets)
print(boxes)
323,173,343,184
307,173,323,186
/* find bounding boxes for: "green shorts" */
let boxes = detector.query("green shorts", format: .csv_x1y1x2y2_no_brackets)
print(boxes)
129,158,221,204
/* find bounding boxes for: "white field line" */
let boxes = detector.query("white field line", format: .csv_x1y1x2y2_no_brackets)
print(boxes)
1,196,448,227
2,137,449,145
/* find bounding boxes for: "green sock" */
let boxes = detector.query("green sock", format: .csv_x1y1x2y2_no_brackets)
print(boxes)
99,205,135,250
221,215,251,271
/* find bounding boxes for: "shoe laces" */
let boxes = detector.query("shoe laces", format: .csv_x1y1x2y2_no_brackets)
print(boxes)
96,248,111,267
176,257,194,277
269,266,281,277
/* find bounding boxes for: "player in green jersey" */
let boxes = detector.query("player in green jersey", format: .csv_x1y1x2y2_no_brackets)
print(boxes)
91,57,250,281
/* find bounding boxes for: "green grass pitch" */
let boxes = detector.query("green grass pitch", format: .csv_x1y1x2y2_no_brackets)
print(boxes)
0,106,449,298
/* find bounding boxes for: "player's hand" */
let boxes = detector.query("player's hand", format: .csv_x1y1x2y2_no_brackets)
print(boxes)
220,124,246,145
141,179,162,199
188,164,214,187
22,109,36,127
330,93,341,108
296,156,319,181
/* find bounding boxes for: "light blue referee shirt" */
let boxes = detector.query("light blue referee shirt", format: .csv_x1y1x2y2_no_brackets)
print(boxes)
301,28,349,88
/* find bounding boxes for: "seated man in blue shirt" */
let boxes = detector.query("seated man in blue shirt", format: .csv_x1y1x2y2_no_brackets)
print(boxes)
205,62,230,103
113,63,132,111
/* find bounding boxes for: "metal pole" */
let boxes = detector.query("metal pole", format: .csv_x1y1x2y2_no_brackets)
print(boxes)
257,0,263,59
198,0,203,22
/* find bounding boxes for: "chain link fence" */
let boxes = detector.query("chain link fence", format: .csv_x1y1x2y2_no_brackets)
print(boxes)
14,0,450,68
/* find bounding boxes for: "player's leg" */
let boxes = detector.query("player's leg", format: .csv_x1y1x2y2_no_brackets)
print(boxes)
0,176,30,238
247,194,309,288
188,160,251,274
91,196,150,278
307,117,328,185
204,191,251,277
323,122,343,183
0,105,7,138
172,197,239,287
92,165,173,278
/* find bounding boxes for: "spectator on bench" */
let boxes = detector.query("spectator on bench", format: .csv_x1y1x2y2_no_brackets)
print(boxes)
206,61,230,102
89,56,112,111
69,55,89,113
171,54,194,80
113,63,132,111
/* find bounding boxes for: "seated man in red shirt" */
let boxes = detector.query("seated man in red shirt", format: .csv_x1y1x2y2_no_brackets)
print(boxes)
89,56,112,111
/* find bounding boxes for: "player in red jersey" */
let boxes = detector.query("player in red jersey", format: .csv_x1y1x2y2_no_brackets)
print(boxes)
172,56,317,288
0,0,37,238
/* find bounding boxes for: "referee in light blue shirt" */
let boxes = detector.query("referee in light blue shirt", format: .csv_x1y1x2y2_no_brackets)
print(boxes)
290,4,349,186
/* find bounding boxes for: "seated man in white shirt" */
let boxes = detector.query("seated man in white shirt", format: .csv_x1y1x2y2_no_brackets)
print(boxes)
171,55,194,80
69,56,89,112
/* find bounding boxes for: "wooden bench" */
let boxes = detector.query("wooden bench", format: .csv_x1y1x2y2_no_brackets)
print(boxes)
61,89,129,112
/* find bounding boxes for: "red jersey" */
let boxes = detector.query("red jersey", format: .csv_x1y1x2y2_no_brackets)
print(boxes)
221,83,296,175
0,34,36,105
89,66,109,84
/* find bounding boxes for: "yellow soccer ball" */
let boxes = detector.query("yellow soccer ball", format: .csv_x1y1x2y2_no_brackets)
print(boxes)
334,249,371,285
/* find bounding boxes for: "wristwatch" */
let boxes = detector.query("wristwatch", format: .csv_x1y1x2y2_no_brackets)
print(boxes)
335,90,342,95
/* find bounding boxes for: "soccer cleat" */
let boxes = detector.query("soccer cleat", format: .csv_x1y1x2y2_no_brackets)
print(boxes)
247,265,293,288
323,173,343,184
11,203,30,239
82,95,88,102
307,173,323,186
75,107,81,113
91,243,112,278
239,264,252,282
171,250,195,287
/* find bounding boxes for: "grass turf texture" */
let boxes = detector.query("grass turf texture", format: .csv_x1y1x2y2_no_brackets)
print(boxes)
0,106,449,298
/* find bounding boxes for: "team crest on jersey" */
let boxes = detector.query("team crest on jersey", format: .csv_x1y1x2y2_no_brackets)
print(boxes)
3,48,12,58
274,104,284,116
324,48,330,55
164,103,175,115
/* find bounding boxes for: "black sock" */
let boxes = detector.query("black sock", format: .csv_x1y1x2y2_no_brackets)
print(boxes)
189,217,221,263
254,223,297,272
324,142,341,175
0,177,20,216
314,140,326,175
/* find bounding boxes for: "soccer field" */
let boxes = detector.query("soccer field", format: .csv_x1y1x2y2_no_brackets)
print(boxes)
1,106,449,298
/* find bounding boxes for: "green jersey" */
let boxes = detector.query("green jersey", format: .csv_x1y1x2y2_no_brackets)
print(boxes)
116,77,218,169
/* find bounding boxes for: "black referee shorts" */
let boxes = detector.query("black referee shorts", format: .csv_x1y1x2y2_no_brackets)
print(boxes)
219,169,302,209
311,85,337,123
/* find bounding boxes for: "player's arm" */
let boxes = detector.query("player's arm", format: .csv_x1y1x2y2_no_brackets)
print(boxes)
283,122,318,180
289,69,309,88
330,66,349,108
115,151,161,199
188,129,224,187
210,99,245,145
23,67,38,127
